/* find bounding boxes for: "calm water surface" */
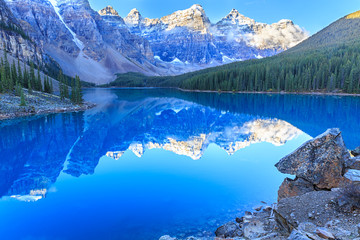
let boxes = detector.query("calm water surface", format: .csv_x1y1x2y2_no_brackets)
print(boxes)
1,89,360,240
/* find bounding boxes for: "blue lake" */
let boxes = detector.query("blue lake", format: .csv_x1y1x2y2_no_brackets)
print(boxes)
1,89,360,240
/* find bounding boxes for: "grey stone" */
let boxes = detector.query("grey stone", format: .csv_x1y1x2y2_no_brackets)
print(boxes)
243,220,265,239
344,169,360,182
315,228,335,239
275,128,349,189
215,222,242,238
159,236,177,240
288,230,312,240
345,156,360,170
351,147,360,157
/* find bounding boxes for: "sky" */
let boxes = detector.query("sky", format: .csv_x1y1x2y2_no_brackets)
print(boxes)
88,0,359,34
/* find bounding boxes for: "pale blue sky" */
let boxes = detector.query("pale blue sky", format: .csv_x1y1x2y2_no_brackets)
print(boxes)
89,0,359,34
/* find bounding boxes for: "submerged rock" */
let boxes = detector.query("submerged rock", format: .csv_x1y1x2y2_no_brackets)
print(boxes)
278,177,315,200
275,128,349,189
214,221,242,238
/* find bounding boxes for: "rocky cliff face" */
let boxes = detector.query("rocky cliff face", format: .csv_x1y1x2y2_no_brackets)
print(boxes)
0,1,308,83
124,5,308,66
4,0,157,84
0,0,42,63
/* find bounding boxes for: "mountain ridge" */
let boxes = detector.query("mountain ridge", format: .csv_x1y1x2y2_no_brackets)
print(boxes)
0,1,308,84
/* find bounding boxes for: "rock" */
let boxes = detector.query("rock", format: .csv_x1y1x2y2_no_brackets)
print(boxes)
344,169,360,182
288,229,312,240
308,212,315,220
278,177,315,200
235,217,243,223
357,223,360,235
253,205,263,211
345,156,360,170
351,146,360,156
215,222,242,238
159,236,177,240
243,220,265,239
263,206,273,212
315,228,335,239
275,128,349,189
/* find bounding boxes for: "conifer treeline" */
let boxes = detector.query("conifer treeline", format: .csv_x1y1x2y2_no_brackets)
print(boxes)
0,49,83,105
179,43,360,93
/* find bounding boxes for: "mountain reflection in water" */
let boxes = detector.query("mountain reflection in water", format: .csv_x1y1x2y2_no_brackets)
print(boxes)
1,89,360,240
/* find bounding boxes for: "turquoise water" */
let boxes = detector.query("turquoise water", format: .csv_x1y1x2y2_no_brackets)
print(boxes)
0,89,360,240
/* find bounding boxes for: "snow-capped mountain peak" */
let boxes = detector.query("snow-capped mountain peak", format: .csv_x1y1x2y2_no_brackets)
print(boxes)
98,5,119,16
124,8,143,26
220,9,255,25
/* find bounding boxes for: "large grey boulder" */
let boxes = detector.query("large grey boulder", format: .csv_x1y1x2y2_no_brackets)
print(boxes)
275,128,349,189
215,221,242,238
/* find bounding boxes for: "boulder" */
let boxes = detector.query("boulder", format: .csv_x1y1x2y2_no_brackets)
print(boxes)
275,128,349,189
243,220,265,239
344,169,360,182
288,229,312,240
345,156,360,170
215,222,242,238
159,236,177,240
351,146,360,157
278,177,315,201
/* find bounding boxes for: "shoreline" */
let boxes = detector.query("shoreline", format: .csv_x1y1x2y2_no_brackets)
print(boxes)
101,86,360,97
0,90,96,121
160,129,360,240
0,102,95,121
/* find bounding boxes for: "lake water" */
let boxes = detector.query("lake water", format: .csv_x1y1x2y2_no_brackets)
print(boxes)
1,89,360,240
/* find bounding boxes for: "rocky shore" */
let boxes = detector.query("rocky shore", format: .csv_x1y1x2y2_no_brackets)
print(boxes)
0,89,95,120
160,128,360,240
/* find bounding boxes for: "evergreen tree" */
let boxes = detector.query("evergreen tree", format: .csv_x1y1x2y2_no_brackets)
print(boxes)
36,67,42,92
1,65,6,92
28,74,32,94
71,77,76,103
17,58,22,85
29,62,35,91
75,75,83,104
19,87,26,106
50,77,53,94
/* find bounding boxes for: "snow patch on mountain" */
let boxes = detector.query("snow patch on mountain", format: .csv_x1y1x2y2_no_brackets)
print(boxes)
48,0,84,51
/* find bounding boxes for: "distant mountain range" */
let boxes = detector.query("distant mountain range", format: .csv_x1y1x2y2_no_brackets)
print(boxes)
107,10,360,95
0,0,308,84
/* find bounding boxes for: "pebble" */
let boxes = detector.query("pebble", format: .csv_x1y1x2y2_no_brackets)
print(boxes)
316,228,335,239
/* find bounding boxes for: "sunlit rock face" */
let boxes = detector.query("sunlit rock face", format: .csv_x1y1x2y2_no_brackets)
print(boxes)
124,4,308,66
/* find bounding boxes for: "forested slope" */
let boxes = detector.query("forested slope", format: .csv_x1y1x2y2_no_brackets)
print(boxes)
106,10,360,94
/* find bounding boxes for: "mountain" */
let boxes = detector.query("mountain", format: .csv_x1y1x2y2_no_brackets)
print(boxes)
4,0,160,84
0,0,42,63
0,1,307,83
287,10,360,53
123,4,308,67
110,10,360,95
